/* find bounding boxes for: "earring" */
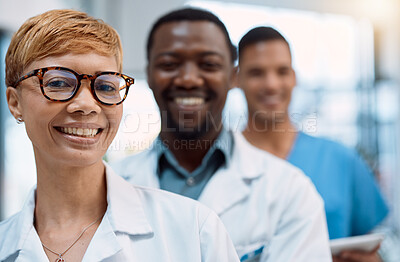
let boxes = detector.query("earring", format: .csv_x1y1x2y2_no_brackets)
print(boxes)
16,117,24,124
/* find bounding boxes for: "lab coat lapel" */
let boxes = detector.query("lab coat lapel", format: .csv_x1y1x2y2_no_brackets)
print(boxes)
81,216,123,262
83,164,154,261
0,188,49,262
15,228,49,262
199,132,264,215
199,166,250,215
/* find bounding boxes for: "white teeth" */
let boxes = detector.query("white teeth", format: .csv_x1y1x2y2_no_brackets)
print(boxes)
60,127,99,137
175,97,205,106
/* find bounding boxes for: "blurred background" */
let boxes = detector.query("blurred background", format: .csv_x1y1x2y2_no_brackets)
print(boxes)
0,0,399,238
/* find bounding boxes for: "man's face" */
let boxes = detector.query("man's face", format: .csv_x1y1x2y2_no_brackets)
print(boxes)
238,40,296,125
147,21,234,139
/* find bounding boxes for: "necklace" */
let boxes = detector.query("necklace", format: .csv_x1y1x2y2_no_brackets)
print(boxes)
41,216,102,262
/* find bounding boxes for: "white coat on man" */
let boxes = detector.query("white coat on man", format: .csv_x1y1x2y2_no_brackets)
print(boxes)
112,132,332,262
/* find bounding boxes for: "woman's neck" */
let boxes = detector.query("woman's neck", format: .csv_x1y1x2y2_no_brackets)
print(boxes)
34,157,107,228
32,151,108,262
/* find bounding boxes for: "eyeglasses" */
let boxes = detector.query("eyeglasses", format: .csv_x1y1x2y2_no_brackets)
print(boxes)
14,66,134,105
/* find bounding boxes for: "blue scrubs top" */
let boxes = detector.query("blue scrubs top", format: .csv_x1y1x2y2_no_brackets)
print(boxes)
287,132,389,239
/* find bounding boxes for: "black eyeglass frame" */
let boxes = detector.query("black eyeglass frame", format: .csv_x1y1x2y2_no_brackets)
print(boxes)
14,66,134,105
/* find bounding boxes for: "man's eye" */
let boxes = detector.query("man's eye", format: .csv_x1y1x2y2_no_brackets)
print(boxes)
247,70,263,77
201,62,221,71
278,68,290,76
158,62,179,71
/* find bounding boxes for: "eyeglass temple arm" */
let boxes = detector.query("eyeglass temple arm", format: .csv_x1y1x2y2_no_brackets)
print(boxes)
14,69,40,87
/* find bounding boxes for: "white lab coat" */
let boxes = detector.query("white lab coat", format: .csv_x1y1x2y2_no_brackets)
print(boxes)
112,132,332,262
0,164,239,262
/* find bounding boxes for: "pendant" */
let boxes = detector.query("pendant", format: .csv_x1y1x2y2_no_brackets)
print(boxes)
55,256,65,262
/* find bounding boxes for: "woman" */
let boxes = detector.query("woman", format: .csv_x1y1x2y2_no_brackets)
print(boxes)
0,9,238,262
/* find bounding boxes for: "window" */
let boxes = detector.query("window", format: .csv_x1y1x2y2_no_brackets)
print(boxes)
186,0,399,229
106,79,160,162
187,0,372,147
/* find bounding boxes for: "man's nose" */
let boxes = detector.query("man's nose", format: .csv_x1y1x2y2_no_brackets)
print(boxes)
174,62,204,88
263,73,281,92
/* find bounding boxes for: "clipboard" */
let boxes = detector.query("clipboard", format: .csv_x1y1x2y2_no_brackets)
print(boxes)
330,233,384,256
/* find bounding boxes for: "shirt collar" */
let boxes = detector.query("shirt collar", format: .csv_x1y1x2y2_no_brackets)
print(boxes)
213,128,234,167
156,128,234,169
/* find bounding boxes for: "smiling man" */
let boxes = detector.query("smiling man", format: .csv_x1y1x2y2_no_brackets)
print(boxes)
113,8,332,261
237,26,389,262
146,14,234,174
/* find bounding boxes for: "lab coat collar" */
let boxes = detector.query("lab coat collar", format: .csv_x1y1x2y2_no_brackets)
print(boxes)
0,164,153,261
0,188,37,261
116,131,269,216
198,132,266,215
104,163,153,236
231,131,267,180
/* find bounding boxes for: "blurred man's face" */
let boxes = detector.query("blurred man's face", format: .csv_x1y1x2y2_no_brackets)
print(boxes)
238,40,296,125
147,21,234,140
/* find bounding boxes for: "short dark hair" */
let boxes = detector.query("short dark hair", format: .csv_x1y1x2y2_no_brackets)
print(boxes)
146,7,237,63
238,26,290,58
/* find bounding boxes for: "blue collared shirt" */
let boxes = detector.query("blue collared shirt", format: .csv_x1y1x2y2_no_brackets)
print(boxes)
156,129,233,200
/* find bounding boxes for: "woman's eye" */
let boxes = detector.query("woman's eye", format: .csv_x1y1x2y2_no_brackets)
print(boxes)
46,79,73,88
96,84,116,93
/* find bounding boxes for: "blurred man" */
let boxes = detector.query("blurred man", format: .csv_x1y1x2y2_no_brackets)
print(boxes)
113,8,331,261
237,26,389,262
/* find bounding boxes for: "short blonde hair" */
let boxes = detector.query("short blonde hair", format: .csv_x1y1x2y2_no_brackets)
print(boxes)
5,9,123,87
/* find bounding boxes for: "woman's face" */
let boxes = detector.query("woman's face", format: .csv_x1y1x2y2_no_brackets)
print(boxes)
7,53,123,167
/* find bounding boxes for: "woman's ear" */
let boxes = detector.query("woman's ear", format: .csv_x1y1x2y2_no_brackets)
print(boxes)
6,87,23,120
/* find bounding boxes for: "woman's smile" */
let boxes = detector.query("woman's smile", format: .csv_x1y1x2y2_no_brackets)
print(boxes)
58,127,100,138
54,124,104,145
14,53,123,165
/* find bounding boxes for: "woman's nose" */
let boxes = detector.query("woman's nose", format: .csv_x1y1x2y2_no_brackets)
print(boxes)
66,80,101,115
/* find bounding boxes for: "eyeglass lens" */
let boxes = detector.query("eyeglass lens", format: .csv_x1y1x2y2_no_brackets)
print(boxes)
42,69,127,104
